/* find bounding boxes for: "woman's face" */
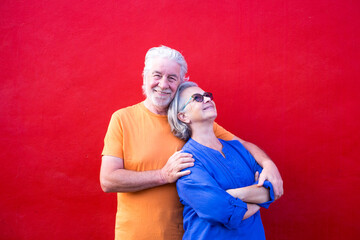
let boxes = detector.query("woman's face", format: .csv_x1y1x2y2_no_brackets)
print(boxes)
179,86,217,124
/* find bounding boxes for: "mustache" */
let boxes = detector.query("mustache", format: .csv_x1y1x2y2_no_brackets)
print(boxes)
153,87,172,94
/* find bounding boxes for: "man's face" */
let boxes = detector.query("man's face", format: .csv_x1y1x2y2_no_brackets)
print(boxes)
143,57,182,109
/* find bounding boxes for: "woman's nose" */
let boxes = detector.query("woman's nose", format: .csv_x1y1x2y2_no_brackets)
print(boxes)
203,96,212,103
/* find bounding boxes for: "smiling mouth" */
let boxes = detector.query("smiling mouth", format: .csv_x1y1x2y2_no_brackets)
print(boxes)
154,89,171,95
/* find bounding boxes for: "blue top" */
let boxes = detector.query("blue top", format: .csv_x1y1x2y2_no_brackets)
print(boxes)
177,139,275,240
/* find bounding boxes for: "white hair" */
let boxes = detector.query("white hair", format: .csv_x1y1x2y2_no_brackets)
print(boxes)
142,45,188,93
168,81,198,141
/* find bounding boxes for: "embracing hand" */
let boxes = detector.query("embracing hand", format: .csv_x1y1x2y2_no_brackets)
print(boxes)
257,162,284,200
160,151,194,183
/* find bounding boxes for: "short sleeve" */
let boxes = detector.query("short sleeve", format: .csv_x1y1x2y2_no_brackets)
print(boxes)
102,112,124,158
213,122,234,141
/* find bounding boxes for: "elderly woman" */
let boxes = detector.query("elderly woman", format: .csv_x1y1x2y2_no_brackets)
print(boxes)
168,81,275,240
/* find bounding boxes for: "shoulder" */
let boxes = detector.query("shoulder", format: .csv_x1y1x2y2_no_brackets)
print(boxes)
181,140,201,160
220,139,256,166
111,102,143,119
181,139,209,168
182,139,203,156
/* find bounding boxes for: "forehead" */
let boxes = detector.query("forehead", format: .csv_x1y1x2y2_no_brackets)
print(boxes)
181,86,204,99
148,57,181,75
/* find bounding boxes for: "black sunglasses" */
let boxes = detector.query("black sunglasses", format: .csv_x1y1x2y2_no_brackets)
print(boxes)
181,92,213,110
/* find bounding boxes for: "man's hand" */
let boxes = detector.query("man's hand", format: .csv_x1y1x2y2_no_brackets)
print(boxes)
160,151,194,183
257,161,283,200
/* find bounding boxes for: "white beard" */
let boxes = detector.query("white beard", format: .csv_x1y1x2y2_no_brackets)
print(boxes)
146,89,173,108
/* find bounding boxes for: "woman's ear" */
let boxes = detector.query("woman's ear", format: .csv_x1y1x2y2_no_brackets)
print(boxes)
178,112,191,124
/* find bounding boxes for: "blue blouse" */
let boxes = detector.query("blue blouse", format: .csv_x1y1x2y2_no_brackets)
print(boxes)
176,139,275,240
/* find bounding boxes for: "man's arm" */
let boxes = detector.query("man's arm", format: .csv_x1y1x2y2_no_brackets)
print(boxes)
233,136,284,200
100,152,194,192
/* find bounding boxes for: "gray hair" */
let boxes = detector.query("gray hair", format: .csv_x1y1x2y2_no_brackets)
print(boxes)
168,81,198,141
142,46,188,92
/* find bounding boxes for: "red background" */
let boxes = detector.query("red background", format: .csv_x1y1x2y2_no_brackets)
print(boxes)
1,0,359,239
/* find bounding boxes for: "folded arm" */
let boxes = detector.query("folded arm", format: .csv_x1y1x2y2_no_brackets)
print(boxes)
177,161,263,229
227,184,270,204
243,204,261,220
226,171,275,209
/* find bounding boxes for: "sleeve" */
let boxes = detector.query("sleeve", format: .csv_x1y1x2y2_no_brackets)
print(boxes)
176,160,248,229
101,112,124,158
253,162,275,209
213,122,234,141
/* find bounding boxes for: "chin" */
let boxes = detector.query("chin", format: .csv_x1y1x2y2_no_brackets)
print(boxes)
210,114,217,120
204,109,217,116
151,96,172,108
204,113,217,121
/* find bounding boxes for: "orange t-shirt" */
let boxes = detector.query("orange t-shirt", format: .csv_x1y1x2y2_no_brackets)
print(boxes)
102,102,234,240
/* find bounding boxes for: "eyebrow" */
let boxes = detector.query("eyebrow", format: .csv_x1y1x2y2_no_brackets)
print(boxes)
152,71,179,78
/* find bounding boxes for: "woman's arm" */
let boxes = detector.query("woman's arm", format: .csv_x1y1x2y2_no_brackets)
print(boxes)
226,173,275,209
226,171,270,204
243,204,260,220
177,162,248,229
226,184,270,204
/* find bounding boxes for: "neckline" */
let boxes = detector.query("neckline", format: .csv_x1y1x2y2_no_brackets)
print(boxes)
189,138,226,159
140,101,168,118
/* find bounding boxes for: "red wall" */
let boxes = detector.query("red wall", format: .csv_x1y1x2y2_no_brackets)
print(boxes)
1,1,359,239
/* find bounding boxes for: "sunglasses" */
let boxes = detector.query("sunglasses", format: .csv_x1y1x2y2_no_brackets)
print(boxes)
181,92,213,111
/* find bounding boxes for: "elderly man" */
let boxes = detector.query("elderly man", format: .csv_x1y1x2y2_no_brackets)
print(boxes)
100,46,283,240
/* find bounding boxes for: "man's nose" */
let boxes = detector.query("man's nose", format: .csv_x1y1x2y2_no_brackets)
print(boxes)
158,76,169,89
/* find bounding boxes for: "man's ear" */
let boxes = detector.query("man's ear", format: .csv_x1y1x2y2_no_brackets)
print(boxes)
178,112,191,124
